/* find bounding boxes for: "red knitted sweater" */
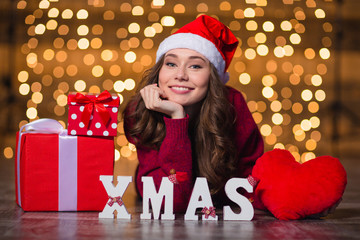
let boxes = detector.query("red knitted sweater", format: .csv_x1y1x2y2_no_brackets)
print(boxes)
124,87,264,212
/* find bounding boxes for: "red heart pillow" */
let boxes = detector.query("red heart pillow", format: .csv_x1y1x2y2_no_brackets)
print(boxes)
252,149,347,220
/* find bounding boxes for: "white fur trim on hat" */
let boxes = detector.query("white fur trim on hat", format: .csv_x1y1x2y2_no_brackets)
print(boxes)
156,33,228,84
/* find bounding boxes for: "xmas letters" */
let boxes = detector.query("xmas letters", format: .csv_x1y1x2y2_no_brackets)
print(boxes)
99,175,254,221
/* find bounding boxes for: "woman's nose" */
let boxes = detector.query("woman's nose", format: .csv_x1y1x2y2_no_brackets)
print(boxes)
175,66,188,81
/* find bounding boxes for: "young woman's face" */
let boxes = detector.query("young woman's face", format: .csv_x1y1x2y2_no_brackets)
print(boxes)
158,48,211,107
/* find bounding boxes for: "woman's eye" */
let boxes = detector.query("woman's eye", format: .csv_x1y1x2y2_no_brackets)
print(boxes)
165,62,176,67
190,65,202,69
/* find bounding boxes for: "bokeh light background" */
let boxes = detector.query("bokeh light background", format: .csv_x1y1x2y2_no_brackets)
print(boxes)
4,0,336,164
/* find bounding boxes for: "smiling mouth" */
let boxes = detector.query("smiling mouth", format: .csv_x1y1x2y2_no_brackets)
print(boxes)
170,86,194,91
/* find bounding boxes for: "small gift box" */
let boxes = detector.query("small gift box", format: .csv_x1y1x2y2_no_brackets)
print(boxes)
15,119,114,211
67,90,120,137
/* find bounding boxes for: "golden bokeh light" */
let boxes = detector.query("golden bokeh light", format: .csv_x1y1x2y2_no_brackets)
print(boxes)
48,8,59,18
257,101,267,112
244,48,256,60
109,65,121,76
78,38,90,49
114,80,125,93
18,71,29,83
304,48,316,59
144,27,156,37
66,65,78,76
301,119,312,131
46,20,58,30
196,3,208,13
262,86,274,99
26,107,38,119
301,89,313,101
91,38,103,49
263,21,274,32
74,80,86,92
120,3,132,12
239,73,251,85
257,44,269,56
17,0,27,9
289,33,301,44
315,89,326,101
66,39,77,50
76,9,88,19
103,10,115,20
125,51,136,63
270,100,282,112
128,23,140,33
274,46,285,58
174,4,186,14
272,113,284,125
19,83,30,95
292,102,303,114
308,101,319,113
61,9,73,19
246,20,258,31
255,32,266,43
32,92,43,104
315,9,326,18
77,25,89,36
132,6,144,16
56,94,67,107
89,85,101,93
124,79,136,91
161,16,176,26
103,79,113,91
319,48,330,59
3,147,14,159
219,1,231,11
25,15,35,25
244,8,255,18
115,149,121,161
92,65,104,77
153,0,165,7
260,124,272,137
310,116,320,129
39,0,50,9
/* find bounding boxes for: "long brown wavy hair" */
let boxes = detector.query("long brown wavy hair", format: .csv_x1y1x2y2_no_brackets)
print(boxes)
124,56,238,194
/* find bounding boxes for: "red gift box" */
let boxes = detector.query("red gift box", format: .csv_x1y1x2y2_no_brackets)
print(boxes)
15,119,114,211
67,90,120,137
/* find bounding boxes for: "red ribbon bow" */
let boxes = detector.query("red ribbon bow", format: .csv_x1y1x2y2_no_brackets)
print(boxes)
74,90,113,128
201,206,216,219
247,175,259,188
107,196,123,207
168,172,189,184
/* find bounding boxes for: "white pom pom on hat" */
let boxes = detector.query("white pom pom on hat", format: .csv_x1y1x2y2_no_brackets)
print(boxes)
156,15,239,84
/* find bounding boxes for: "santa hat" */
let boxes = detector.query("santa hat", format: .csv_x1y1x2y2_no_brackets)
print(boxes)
156,15,239,84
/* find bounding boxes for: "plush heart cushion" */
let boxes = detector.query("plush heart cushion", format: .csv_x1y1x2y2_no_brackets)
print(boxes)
252,149,347,220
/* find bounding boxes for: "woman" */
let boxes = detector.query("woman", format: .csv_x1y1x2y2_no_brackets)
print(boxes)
123,15,264,212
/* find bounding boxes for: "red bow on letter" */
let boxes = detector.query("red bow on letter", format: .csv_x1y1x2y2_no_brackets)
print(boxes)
168,172,188,184
107,196,123,207
247,175,259,188
74,90,113,128
201,206,216,219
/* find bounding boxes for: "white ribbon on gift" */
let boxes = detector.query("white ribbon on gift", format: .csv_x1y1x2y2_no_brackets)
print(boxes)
17,118,78,211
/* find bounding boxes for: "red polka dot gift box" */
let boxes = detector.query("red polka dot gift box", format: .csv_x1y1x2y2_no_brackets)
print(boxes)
67,90,120,137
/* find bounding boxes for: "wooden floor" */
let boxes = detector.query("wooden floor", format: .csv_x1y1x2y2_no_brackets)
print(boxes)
1,157,360,240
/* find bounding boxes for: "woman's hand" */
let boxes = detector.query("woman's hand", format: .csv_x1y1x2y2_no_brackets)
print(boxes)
140,84,186,119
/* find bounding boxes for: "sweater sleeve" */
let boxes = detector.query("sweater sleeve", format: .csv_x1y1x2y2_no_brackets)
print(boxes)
228,87,265,209
124,112,193,213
